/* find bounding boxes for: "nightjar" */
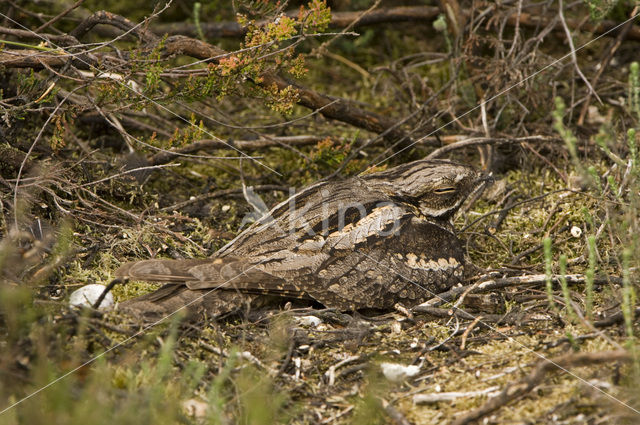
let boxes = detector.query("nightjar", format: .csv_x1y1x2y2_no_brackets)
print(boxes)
116,159,486,318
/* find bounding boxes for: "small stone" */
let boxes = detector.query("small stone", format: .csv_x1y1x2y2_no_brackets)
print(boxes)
570,226,582,238
221,205,231,212
380,362,421,382
182,399,208,419
69,284,114,310
295,315,322,327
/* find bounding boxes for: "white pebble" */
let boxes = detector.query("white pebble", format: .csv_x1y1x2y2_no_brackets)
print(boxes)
182,399,207,419
221,205,231,212
570,226,582,238
69,284,114,310
294,315,323,327
380,362,421,382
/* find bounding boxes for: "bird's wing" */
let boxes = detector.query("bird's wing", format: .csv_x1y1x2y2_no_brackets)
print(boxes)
116,202,414,309
290,216,466,310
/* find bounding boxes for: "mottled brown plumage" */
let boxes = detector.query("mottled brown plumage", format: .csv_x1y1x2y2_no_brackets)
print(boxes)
117,159,486,319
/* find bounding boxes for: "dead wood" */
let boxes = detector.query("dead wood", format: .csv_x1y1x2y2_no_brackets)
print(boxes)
1,10,415,146
0,49,95,70
417,274,621,308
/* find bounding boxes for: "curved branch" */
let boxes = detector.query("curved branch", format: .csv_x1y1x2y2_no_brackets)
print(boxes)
70,10,159,44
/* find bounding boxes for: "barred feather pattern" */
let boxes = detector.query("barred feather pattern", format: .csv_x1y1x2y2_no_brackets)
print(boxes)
117,159,483,318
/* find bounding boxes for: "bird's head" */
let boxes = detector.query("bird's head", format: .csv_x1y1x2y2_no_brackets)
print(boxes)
365,159,489,221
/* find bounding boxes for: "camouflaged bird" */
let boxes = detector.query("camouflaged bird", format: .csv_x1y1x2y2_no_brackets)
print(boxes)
116,159,486,318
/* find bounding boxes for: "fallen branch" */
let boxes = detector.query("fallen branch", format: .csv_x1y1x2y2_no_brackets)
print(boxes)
413,385,499,404
0,49,94,70
418,274,621,308
161,33,416,144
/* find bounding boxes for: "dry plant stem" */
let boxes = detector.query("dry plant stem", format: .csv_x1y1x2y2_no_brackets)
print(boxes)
418,274,621,308
86,316,133,335
0,26,78,44
12,88,80,228
506,0,523,58
380,398,412,425
159,184,289,212
276,336,297,377
313,0,382,55
460,316,483,350
414,386,499,404
412,305,503,323
450,350,631,425
35,0,85,33
148,136,326,165
0,49,95,69
557,0,600,103
521,141,568,183
577,6,639,125
425,135,556,160
429,316,460,351
93,278,124,310
69,10,158,43
558,295,622,349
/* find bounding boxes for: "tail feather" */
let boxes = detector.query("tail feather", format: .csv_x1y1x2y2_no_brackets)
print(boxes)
116,256,312,299
115,256,312,319
116,258,214,282
119,284,255,319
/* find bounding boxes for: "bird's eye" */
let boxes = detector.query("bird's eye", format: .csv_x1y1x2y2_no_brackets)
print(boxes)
434,187,456,194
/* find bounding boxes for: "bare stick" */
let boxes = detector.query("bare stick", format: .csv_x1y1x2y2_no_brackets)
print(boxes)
35,0,85,33
558,0,601,103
